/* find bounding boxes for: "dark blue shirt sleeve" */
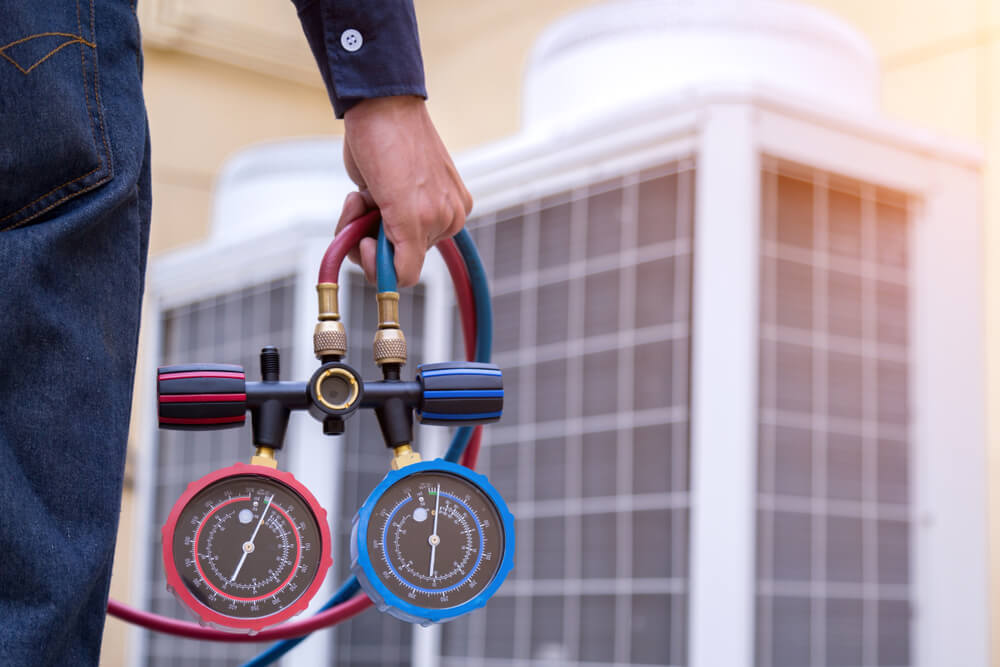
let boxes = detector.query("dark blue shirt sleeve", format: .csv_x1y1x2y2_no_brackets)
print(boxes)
293,0,427,118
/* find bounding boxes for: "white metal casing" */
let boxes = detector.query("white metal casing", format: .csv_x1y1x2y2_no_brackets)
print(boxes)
523,0,879,134
136,2,987,665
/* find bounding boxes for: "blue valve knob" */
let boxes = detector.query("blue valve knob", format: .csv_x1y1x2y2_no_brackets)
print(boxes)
416,362,503,426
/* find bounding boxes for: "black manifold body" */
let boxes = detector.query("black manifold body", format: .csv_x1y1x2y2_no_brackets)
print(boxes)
157,350,502,451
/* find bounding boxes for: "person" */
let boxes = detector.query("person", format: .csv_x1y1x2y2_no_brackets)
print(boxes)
0,1,470,664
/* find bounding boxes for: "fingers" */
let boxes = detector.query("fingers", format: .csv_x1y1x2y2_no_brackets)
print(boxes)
425,195,467,248
335,191,376,266
358,237,377,285
391,241,428,289
332,188,460,288
450,160,474,216
383,185,470,287
382,209,430,287
334,191,373,234
333,188,469,288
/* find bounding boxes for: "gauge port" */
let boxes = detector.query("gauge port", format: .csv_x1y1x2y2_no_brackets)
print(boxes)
307,362,363,421
319,369,356,408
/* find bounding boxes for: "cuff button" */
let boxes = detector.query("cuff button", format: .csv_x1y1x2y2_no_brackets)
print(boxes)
341,29,363,52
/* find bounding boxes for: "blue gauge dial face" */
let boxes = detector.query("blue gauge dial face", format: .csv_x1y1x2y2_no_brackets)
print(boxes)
365,470,505,609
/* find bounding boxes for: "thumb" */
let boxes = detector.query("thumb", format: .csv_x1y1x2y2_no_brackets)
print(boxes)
391,239,426,288
383,221,427,288
358,237,377,285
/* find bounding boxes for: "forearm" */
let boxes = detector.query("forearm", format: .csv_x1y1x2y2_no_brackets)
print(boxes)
293,0,471,288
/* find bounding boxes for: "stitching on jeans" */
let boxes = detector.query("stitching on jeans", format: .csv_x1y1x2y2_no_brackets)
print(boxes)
0,170,111,232
0,0,110,231
0,32,96,74
86,0,111,181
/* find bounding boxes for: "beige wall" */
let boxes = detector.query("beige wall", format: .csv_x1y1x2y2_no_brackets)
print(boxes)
143,53,337,256
103,1,999,664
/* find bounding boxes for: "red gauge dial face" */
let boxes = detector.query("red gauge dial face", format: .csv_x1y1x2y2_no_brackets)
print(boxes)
162,465,332,631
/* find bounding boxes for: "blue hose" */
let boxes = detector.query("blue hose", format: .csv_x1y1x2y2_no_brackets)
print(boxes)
241,578,361,666
444,229,493,462
243,227,494,667
453,228,492,363
375,223,397,294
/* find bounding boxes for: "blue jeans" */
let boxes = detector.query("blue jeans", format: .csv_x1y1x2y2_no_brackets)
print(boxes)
0,1,149,664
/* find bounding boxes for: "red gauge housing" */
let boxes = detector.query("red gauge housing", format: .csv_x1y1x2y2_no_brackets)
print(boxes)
161,463,333,632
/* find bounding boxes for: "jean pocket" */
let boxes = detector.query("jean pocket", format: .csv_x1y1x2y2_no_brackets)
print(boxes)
0,0,112,231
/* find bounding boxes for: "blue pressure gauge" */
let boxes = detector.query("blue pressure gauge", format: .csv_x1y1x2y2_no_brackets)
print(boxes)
351,459,515,625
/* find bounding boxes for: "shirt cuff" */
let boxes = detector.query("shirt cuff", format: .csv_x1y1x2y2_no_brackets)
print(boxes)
294,0,428,118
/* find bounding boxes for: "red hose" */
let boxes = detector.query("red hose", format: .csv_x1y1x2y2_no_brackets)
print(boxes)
107,595,371,642
317,209,382,284
438,236,482,469
460,426,483,470
108,211,486,640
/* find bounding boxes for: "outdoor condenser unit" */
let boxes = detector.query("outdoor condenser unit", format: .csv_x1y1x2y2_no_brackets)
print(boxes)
133,2,986,666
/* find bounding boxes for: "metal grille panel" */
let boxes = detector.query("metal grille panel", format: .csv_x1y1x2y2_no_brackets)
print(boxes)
442,159,696,666
755,159,912,667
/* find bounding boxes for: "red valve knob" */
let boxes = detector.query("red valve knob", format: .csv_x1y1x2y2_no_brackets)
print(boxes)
157,364,247,430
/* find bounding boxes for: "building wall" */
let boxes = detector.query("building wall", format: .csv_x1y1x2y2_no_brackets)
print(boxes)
106,1,998,664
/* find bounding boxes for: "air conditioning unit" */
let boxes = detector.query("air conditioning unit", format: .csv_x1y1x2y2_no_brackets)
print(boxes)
132,2,986,666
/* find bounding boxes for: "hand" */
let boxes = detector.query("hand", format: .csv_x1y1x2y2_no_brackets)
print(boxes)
337,96,473,287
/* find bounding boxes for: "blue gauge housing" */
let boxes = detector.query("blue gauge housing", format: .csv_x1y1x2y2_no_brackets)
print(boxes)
351,458,516,626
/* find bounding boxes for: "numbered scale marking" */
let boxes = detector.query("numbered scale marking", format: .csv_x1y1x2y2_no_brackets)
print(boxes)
351,459,515,625
162,463,332,632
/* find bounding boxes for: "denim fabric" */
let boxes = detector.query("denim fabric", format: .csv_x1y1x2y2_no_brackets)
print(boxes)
0,1,150,665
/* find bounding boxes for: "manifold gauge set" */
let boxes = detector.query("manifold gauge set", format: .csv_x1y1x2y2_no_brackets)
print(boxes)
155,220,514,633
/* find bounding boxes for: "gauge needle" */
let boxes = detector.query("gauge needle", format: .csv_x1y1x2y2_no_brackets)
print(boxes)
428,484,441,577
231,494,273,582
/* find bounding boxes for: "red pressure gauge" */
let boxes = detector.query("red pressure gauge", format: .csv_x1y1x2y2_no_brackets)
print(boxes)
161,463,332,632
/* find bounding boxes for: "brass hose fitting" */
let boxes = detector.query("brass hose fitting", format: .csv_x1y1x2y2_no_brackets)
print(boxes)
250,446,278,469
390,443,422,470
373,291,407,366
314,283,347,358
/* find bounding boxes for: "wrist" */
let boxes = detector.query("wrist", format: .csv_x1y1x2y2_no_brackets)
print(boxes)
344,95,426,125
